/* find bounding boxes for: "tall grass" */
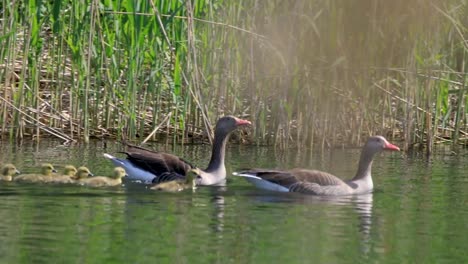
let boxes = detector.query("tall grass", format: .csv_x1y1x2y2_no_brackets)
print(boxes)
0,0,467,151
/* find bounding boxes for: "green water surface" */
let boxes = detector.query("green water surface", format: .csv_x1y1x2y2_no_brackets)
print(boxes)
0,140,467,263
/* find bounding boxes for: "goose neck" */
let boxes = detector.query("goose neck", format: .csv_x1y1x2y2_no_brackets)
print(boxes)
352,150,374,181
205,131,229,173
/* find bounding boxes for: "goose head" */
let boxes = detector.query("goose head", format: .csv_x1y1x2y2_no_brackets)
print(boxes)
75,166,94,179
214,115,251,137
364,136,400,156
187,168,201,190
63,165,78,177
2,164,20,177
41,163,57,176
112,167,127,179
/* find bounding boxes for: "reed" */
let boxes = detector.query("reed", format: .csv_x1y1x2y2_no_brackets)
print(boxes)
0,0,467,151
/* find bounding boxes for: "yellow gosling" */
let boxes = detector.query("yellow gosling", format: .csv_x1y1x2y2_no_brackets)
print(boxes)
49,165,92,183
150,168,198,192
79,167,126,187
14,163,57,183
73,166,94,180
63,165,78,177
0,164,20,182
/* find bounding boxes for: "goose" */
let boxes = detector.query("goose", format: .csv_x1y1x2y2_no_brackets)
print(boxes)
14,163,57,183
0,164,20,181
234,136,400,196
73,166,94,180
104,115,251,186
78,167,126,187
63,165,78,177
150,168,199,192
47,166,93,184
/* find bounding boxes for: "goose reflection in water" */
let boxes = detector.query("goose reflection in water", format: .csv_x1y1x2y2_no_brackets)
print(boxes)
244,190,374,257
318,193,374,256
209,187,227,235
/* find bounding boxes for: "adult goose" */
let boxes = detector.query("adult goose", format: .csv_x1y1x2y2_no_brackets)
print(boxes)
234,136,399,196
104,115,251,186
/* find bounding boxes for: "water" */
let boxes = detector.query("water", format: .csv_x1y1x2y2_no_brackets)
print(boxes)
0,140,467,263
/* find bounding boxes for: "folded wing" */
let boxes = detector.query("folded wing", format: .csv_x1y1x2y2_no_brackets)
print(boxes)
122,144,194,177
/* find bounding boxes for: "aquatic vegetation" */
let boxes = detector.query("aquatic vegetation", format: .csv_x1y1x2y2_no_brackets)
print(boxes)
0,1,467,153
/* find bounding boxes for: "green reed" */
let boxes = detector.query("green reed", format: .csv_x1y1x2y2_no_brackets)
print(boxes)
0,0,467,151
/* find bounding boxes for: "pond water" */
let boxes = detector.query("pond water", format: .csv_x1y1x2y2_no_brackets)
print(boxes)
0,139,467,263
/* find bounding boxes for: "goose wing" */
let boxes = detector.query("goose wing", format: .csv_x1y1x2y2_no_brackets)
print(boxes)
237,168,347,194
122,144,194,176
151,171,186,184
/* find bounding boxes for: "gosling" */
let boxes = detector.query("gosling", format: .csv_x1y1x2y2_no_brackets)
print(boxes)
150,168,198,192
79,167,126,187
0,164,20,181
73,166,94,180
15,163,57,183
47,165,93,184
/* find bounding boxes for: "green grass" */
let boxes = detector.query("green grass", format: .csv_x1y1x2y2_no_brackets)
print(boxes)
0,0,467,151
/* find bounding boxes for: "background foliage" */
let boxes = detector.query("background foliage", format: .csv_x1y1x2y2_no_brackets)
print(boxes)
1,0,467,152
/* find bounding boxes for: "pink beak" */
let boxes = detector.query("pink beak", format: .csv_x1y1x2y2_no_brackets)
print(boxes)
234,117,251,126
384,142,400,151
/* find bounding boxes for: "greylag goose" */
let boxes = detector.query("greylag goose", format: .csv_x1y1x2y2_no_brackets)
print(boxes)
14,163,57,183
104,115,251,186
150,168,199,192
79,167,126,187
234,136,399,195
0,164,20,181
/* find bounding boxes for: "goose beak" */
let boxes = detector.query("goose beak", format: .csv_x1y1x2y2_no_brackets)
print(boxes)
89,173,95,177
15,170,20,175
384,142,400,151
234,117,251,126
52,169,58,173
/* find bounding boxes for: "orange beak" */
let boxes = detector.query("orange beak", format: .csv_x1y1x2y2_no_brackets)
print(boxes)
234,117,251,126
384,142,400,151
